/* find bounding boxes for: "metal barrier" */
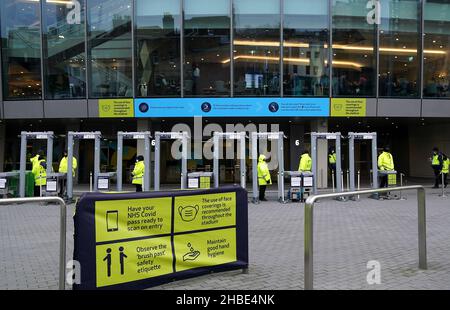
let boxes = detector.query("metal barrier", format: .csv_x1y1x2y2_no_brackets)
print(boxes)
0,197,67,290
304,185,427,290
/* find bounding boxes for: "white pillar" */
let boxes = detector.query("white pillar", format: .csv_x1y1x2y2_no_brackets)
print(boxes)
311,118,328,189
137,119,151,156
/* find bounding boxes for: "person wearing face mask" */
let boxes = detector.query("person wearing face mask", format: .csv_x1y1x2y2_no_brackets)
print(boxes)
132,155,145,192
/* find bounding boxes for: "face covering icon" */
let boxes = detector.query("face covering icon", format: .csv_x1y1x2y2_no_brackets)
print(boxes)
178,205,199,222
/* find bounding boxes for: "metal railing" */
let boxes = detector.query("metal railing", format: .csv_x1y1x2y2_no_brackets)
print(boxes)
0,197,67,290
304,185,427,290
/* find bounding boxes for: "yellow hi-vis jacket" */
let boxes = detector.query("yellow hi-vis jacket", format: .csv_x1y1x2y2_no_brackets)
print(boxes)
30,154,40,167
257,155,272,186
298,153,312,172
132,160,145,185
442,159,450,174
329,152,337,164
58,156,78,176
32,159,47,186
378,151,395,171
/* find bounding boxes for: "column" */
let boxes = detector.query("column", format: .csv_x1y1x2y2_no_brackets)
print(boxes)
0,122,4,172
311,118,328,189
289,123,305,171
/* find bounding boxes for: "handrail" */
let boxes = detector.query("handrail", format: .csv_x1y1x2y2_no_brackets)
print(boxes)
304,185,427,290
0,197,67,290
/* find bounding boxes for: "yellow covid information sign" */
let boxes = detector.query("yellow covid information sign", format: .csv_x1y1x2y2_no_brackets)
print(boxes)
95,197,172,243
99,99,134,118
74,188,247,289
331,98,366,117
96,237,173,287
174,228,237,272
174,192,236,233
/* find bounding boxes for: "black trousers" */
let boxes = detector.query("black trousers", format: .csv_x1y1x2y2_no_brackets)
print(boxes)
259,185,266,200
34,186,41,197
379,175,388,189
135,184,142,192
433,166,441,187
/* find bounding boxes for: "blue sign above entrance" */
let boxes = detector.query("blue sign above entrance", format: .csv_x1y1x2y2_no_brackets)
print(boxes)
134,98,330,118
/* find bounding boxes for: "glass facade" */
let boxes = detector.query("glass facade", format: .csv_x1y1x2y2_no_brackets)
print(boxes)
88,0,132,98
43,0,86,99
0,0,449,101
1,0,42,100
284,0,329,97
233,0,280,97
423,0,450,98
135,0,181,97
379,0,420,97
332,0,376,97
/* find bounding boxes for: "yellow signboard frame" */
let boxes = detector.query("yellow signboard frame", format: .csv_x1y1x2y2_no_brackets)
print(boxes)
331,98,366,117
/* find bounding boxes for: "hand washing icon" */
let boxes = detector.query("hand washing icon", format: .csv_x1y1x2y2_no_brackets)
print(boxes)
178,205,199,222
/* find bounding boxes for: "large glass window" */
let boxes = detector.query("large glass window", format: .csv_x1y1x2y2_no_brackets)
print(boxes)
233,0,280,96
43,0,86,99
88,0,132,98
284,0,329,97
0,0,42,100
379,0,420,97
135,0,181,97
332,0,376,97
184,0,230,97
423,0,450,98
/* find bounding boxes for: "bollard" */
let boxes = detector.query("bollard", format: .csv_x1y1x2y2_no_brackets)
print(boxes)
357,170,361,200
331,170,335,193
89,172,93,192
440,173,447,198
341,171,344,192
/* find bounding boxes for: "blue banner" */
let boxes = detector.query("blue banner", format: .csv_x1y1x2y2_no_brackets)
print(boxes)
134,97,330,117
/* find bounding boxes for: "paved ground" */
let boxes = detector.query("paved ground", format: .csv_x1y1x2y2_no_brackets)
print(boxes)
1,185,449,290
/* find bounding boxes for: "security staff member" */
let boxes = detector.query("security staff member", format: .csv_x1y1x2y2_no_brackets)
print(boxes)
378,146,395,189
441,154,449,188
30,149,44,168
431,147,443,188
132,155,145,192
58,151,78,197
298,150,312,172
257,154,271,201
32,157,47,197
328,147,337,184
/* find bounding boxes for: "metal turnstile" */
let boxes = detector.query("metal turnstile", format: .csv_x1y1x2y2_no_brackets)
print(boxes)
116,131,152,192
213,132,246,188
0,172,20,198
154,131,189,191
67,131,101,200
19,131,54,198
285,171,314,202
311,132,343,195
251,132,285,203
187,172,214,189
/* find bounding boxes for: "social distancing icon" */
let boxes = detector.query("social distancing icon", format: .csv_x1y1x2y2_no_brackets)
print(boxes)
103,247,128,277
